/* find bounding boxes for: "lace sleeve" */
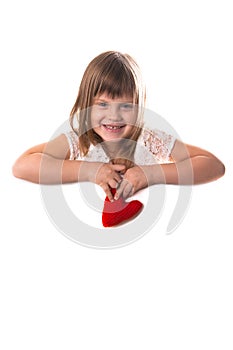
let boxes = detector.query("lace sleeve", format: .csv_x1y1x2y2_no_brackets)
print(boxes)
63,130,80,160
141,128,176,163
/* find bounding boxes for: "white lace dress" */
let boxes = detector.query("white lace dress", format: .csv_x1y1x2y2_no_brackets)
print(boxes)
64,127,176,165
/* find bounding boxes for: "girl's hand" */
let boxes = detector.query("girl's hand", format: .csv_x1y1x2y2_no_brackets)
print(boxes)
114,166,149,200
87,162,125,202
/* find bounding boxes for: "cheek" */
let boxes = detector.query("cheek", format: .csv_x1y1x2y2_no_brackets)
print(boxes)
90,111,101,128
127,112,138,126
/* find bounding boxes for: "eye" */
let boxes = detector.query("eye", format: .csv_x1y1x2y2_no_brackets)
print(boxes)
97,101,108,108
120,103,134,110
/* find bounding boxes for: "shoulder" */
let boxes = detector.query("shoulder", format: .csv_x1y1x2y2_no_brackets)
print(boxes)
42,133,71,159
137,127,176,163
140,127,175,143
64,129,79,146
63,129,80,160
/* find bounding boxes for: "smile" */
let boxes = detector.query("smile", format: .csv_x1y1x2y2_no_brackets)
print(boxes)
102,124,126,132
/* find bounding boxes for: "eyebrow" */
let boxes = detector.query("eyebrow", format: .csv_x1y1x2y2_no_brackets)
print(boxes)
94,98,107,102
94,98,133,103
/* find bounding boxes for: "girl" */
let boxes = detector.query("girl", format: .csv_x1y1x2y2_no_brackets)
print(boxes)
12,51,225,212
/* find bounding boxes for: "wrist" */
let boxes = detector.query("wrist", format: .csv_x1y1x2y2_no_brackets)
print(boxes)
82,161,104,183
143,164,165,186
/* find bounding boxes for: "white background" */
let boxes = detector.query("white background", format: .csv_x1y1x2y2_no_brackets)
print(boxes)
1,0,232,349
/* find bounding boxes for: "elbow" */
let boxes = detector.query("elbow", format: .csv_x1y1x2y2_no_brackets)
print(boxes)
12,156,38,183
12,159,20,178
209,157,225,182
216,159,225,179
192,155,225,184
12,158,26,180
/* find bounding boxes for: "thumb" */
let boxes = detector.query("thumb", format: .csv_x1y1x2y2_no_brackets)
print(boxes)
111,164,126,171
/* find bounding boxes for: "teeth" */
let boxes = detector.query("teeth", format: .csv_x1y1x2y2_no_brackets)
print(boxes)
104,125,123,130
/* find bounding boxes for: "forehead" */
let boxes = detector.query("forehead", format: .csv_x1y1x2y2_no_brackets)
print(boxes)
94,93,134,103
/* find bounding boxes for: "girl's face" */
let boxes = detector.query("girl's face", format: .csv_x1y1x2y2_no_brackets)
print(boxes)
90,93,138,142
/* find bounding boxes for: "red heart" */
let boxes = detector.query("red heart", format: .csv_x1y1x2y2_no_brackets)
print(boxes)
102,188,143,227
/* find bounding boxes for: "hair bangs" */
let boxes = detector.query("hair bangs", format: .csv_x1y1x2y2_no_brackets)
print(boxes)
94,57,137,101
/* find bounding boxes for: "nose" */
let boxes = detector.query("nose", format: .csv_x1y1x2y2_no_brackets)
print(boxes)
108,104,122,121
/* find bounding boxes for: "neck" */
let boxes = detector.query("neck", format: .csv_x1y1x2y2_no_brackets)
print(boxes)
102,140,122,159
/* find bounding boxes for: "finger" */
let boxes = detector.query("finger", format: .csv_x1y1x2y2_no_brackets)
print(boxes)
111,164,126,172
101,184,114,202
114,179,129,200
113,180,124,200
122,182,134,199
108,179,120,189
114,172,123,184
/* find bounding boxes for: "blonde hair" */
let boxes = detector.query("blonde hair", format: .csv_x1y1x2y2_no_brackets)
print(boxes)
70,51,146,168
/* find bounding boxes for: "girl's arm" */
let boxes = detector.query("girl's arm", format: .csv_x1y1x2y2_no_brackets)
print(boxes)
12,134,78,184
12,134,125,201
115,140,225,199
153,140,225,185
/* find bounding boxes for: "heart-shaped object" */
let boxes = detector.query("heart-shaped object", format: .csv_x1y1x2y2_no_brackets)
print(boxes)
102,188,143,227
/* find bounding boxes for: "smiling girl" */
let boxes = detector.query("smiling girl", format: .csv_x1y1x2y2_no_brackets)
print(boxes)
13,51,225,208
